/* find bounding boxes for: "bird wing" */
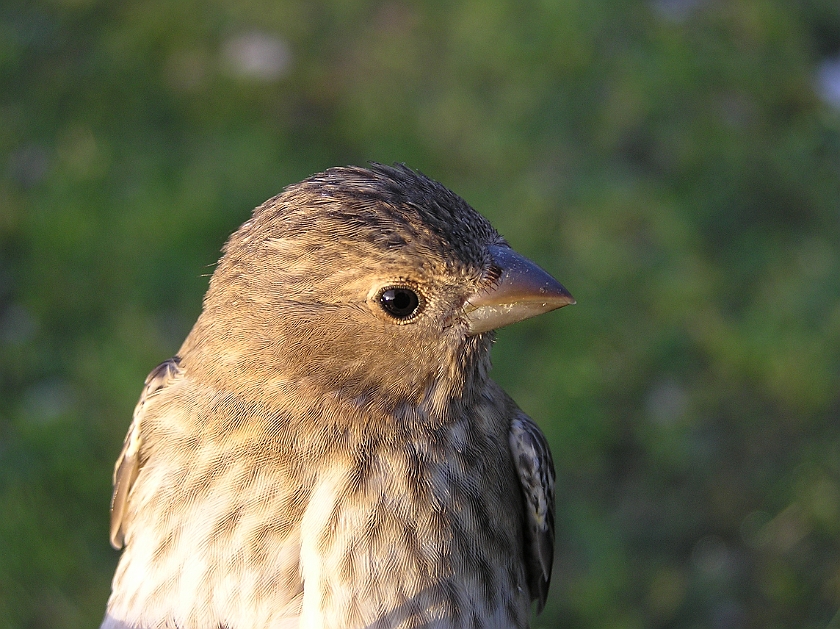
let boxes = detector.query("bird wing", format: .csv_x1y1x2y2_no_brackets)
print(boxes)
508,410,556,612
110,356,183,549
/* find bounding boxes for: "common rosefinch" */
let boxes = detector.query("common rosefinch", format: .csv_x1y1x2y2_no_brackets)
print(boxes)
102,164,574,629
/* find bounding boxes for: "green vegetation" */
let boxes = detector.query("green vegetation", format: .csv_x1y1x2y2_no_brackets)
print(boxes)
2,0,839,627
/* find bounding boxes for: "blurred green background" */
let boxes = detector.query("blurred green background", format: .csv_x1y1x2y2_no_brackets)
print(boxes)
2,0,840,627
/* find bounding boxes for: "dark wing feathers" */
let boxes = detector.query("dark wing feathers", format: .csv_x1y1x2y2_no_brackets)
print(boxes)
109,357,182,549
509,411,556,611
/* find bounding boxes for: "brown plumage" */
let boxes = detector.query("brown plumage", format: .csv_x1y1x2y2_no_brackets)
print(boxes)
102,164,574,629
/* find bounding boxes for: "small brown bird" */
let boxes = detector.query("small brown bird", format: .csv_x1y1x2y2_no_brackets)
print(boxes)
102,164,574,629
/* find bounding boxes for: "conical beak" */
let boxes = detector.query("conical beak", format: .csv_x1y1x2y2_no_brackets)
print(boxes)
464,245,575,335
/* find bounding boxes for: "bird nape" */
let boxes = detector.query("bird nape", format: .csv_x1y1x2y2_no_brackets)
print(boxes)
102,163,574,629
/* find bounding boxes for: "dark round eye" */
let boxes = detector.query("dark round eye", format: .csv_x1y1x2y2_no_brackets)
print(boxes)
378,287,421,320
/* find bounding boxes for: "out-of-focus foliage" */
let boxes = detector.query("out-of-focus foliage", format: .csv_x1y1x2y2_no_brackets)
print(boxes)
2,0,839,627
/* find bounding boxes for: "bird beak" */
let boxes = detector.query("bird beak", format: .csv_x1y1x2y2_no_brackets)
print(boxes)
464,245,575,335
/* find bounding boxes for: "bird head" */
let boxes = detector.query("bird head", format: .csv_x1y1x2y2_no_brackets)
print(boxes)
181,164,573,420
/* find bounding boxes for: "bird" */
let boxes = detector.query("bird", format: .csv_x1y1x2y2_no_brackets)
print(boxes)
101,163,574,629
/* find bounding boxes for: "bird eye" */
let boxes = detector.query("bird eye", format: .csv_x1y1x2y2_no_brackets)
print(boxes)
378,286,422,320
